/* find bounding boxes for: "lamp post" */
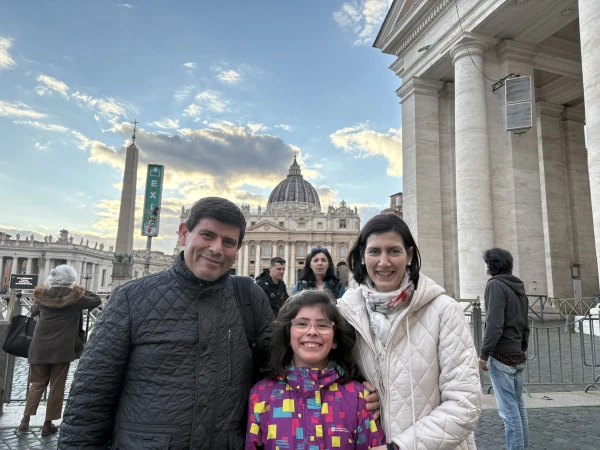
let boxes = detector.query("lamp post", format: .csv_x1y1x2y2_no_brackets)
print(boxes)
81,273,93,290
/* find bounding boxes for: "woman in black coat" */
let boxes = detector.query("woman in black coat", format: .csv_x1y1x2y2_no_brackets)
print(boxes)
20,265,101,436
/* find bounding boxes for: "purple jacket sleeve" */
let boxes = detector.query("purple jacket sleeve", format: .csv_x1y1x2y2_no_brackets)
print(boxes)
354,385,386,449
245,383,265,450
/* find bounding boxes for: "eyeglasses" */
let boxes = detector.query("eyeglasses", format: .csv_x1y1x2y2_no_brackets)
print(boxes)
290,318,335,333
311,247,327,252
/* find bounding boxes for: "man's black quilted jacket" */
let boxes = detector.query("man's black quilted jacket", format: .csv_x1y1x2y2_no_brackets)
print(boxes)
57,253,274,450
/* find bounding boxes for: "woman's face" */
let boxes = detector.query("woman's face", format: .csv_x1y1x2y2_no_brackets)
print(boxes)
290,305,336,369
364,231,413,293
310,252,329,279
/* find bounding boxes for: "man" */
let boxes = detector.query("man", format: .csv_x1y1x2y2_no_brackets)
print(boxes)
480,248,530,450
255,257,289,317
58,197,379,449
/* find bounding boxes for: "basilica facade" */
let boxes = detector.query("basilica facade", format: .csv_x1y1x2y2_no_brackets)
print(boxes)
177,157,360,288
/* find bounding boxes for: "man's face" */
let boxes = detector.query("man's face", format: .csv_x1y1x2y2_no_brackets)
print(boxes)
178,218,241,281
269,263,285,282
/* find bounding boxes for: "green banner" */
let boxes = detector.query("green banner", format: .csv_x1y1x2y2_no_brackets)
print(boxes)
141,164,164,237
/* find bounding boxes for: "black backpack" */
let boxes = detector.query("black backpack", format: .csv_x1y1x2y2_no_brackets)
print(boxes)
232,276,262,376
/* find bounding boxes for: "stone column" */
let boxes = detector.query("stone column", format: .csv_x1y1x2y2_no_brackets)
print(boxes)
25,258,32,275
537,102,572,298
563,106,599,295
579,0,600,281
10,257,19,278
397,76,445,286
254,241,262,278
450,42,494,299
243,242,250,276
284,242,290,286
290,244,296,288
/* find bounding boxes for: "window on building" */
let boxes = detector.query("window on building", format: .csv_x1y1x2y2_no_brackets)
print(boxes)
101,270,106,286
251,245,256,257
317,222,323,229
298,244,306,257
298,221,306,229
396,196,401,207
278,245,284,257
339,219,347,229
264,243,271,257
339,245,347,258
251,221,256,227
279,221,284,227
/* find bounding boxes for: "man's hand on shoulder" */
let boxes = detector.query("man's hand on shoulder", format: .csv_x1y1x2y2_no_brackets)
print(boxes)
479,359,488,371
363,381,380,421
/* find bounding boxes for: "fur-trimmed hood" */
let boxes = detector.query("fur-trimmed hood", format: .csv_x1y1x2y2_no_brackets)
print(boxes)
33,285,87,309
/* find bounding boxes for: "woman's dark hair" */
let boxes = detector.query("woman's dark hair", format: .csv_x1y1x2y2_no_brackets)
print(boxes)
269,290,358,382
347,214,421,286
297,248,339,284
483,248,513,276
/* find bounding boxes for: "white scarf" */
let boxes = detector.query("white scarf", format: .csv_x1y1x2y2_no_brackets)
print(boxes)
360,271,414,346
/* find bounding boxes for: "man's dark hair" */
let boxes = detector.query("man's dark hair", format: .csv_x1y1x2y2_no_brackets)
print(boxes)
268,290,358,383
483,248,513,276
347,214,421,286
298,248,339,283
185,197,247,244
270,257,286,266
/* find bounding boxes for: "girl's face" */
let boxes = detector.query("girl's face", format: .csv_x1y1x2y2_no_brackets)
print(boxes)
310,252,329,279
364,231,413,293
290,306,336,369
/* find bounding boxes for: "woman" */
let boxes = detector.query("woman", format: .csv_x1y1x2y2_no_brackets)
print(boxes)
337,215,481,450
292,247,345,300
20,265,101,436
246,290,386,449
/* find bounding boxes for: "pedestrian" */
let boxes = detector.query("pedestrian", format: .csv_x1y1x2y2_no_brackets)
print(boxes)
19,265,101,436
337,214,482,449
246,290,386,450
292,247,345,300
255,256,289,316
480,248,530,450
57,197,380,449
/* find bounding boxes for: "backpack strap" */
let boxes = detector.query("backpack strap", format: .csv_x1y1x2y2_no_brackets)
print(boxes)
232,276,257,351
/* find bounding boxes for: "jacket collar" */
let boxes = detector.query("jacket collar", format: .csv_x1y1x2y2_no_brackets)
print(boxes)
33,285,86,308
280,367,340,397
170,251,230,291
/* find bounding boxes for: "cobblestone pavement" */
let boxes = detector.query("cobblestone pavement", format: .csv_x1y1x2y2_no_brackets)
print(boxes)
9,357,78,402
475,407,600,450
1,407,599,449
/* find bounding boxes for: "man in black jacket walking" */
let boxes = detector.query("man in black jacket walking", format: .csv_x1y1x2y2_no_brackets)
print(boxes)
480,248,530,450
255,257,289,317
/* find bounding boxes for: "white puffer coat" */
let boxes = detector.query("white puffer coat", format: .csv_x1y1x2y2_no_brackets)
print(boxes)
338,274,482,450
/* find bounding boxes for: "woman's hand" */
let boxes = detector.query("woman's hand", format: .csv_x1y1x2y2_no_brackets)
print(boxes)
362,381,381,420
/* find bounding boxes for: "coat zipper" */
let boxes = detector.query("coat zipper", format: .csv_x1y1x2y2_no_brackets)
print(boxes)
227,329,232,385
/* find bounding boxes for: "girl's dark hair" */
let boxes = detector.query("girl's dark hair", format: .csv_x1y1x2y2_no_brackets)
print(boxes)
347,214,421,286
483,248,513,276
297,248,339,284
269,290,358,382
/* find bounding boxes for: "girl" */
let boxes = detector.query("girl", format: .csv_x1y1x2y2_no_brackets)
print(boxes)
293,248,345,300
246,290,386,450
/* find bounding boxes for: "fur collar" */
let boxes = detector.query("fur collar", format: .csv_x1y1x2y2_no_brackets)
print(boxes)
33,285,86,309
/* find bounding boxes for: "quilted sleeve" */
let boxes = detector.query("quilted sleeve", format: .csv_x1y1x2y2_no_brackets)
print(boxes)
250,283,274,371
393,301,482,450
57,285,132,449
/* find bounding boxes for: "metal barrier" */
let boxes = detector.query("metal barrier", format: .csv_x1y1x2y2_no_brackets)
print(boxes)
469,300,600,393
2,291,107,404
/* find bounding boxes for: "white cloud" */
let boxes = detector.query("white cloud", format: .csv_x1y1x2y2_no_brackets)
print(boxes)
34,142,49,150
183,62,196,69
247,122,269,133
276,124,292,132
0,37,16,70
72,91,128,119
333,0,392,46
329,123,402,176
151,118,180,129
0,101,45,119
184,90,227,118
13,119,95,151
217,69,242,84
174,85,195,102
118,3,133,8
36,74,70,99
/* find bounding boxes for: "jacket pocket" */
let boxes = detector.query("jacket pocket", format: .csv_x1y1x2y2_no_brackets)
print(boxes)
111,430,171,449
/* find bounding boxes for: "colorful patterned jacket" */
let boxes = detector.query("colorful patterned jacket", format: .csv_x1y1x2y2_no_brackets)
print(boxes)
246,367,386,449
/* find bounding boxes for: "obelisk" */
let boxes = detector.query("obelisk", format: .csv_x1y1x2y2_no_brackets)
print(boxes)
111,120,139,289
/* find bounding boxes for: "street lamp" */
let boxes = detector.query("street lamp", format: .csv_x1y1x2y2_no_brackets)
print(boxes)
81,273,93,290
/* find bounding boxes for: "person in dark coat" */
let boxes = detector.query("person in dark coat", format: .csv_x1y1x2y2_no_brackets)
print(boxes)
20,265,101,436
255,257,289,316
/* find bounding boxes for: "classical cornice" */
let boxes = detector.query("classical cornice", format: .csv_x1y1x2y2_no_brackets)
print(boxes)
562,106,586,124
393,0,453,57
496,40,538,64
396,77,444,100
536,102,564,118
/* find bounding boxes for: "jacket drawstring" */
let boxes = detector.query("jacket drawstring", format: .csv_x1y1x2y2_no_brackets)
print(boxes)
406,314,417,450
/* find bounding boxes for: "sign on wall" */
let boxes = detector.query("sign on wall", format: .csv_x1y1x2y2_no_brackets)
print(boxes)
141,164,165,237
10,274,39,289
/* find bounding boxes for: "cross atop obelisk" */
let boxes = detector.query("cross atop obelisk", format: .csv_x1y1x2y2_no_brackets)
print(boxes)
131,119,139,143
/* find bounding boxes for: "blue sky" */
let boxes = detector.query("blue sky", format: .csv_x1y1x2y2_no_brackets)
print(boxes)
0,0,401,254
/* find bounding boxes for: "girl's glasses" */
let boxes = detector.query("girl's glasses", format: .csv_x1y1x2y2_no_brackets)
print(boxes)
290,318,335,333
